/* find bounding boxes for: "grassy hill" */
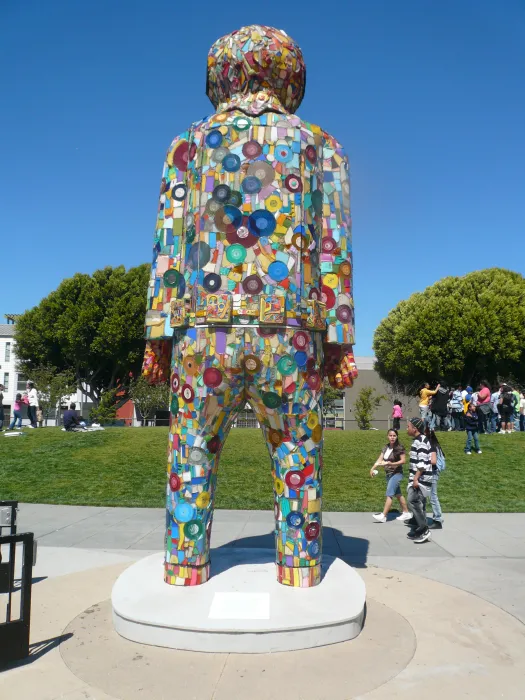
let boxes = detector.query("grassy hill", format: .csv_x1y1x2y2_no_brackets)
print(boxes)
1,428,524,512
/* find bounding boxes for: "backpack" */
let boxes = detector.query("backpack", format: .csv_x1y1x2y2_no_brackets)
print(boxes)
502,392,514,408
436,448,446,472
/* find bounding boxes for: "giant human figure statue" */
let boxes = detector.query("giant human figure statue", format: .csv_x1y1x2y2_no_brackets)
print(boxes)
143,25,357,588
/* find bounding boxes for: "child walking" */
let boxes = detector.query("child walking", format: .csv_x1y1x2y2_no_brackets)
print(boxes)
392,400,403,430
8,394,23,430
464,402,482,455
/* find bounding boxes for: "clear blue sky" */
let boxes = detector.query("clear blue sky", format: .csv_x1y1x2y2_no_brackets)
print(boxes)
1,0,524,355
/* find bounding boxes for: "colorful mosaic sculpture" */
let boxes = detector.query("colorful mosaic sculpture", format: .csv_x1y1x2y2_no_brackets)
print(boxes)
143,25,358,588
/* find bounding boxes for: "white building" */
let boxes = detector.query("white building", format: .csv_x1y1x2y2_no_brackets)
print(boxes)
0,315,91,426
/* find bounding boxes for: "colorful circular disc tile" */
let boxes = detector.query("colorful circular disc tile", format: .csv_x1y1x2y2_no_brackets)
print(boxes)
226,243,246,264
215,205,242,234
206,130,223,148
189,447,208,465
308,540,320,557
285,471,305,489
188,243,211,268
163,269,182,288
248,210,276,236
292,331,309,350
262,392,282,409
212,184,231,203
203,367,222,388
196,491,210,509
184,519,204,540
311,424,322,443
286,512,305,529
274,478,284,495
321,237,336,253
275,143,293,163
309,288,321,301
181,384,195,403
305,521,320,540
172,141,190,170
227,190,243,206
323,273,339,289
247,161,274,186
265,194,283,212
269,428,283,447
243,355,261,374
307,412,319,429
305,145,317,164
321,285,336,309
241,176,262,194
233,116,251,131
171,374,180,392
284,174,303,193
336,305,353,323
169,473,181,491
172,183,187,201
227,222,258,248
211,146,229,163
183,356,199,376
277,355,297,376
203,273,222,292
243,140,263,158
222,153,241,172
242,275,263,295
207,435,221,454
170,396,179,414
268,260,288,282
339,260,352,276
294,351,308,367
174,502,194,523
307,371,322,391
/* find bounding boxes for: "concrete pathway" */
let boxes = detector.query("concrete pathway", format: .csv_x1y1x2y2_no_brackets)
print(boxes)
13,504,525,623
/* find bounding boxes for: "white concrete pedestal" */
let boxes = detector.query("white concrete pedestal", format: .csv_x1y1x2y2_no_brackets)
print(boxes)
112,548,366,653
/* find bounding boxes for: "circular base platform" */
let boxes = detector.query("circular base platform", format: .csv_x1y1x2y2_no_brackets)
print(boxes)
111,549,366,653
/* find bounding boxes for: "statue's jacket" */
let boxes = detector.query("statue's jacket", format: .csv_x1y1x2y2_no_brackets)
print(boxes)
145,107,354,346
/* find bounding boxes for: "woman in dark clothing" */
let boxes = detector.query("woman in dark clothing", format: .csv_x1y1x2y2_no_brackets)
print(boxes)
370,429,412,523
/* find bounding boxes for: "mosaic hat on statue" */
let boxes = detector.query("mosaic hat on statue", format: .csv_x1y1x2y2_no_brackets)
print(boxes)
206,25,307,116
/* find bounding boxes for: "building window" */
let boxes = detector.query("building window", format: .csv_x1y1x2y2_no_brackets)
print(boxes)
17,374,27,392
5,342,11,362
3,372,9,391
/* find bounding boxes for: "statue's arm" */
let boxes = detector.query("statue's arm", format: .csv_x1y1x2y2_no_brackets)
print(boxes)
321,132,358,388
143,130,190,383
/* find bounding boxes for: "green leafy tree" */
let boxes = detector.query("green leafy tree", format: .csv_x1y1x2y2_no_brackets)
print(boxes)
354,387,386,430
129,375,170,426
23,365,77,425
14,265,149,407
374,268,525,387
322,380,344,419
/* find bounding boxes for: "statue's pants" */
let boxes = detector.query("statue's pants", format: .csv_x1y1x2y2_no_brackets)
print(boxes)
165,326,325,588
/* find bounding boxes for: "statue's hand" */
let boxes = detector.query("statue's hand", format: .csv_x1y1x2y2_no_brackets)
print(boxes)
142,340,171,385
324,344,358,389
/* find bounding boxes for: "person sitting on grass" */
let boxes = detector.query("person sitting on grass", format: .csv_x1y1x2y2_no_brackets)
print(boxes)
63,402,85,432
464,401,482,454
370,429,411,523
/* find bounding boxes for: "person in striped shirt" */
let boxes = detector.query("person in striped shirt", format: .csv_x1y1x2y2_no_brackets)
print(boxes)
406,417,433,543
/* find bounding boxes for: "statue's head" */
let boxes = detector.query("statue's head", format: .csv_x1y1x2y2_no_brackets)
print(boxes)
206,25,306,115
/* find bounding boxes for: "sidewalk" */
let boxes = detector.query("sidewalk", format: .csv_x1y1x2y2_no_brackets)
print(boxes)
14,504,525,623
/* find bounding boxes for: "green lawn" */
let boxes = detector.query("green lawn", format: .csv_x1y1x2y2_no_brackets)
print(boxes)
1,428,524,512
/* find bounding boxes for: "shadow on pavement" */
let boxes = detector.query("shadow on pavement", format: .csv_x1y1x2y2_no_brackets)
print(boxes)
0,633,73,670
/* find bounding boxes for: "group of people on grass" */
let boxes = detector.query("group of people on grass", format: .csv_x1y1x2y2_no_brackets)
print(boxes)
1,379,85,431
371,418,445,544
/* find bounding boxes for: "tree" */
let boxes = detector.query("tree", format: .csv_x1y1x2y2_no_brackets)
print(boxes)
374,268,525,387
129,376,170,426
354,387,386,430
23,365,77,425
322,380,344,419
14,265,149,407
382,376,420,419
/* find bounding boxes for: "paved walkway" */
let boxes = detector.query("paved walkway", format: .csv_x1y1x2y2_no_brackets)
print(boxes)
14,504,525,623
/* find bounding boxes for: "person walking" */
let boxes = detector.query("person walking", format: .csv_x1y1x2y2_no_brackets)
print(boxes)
25,381,39,428
405,417,434,544
511,386,520,432
8,394,23,430
476,381,492,434
392,400,403,430
464,401,482,454
519,391,525,432
0,384,5,431
419,383,439,424
370,429,411,523
450,385,464,431
425,427,446,530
